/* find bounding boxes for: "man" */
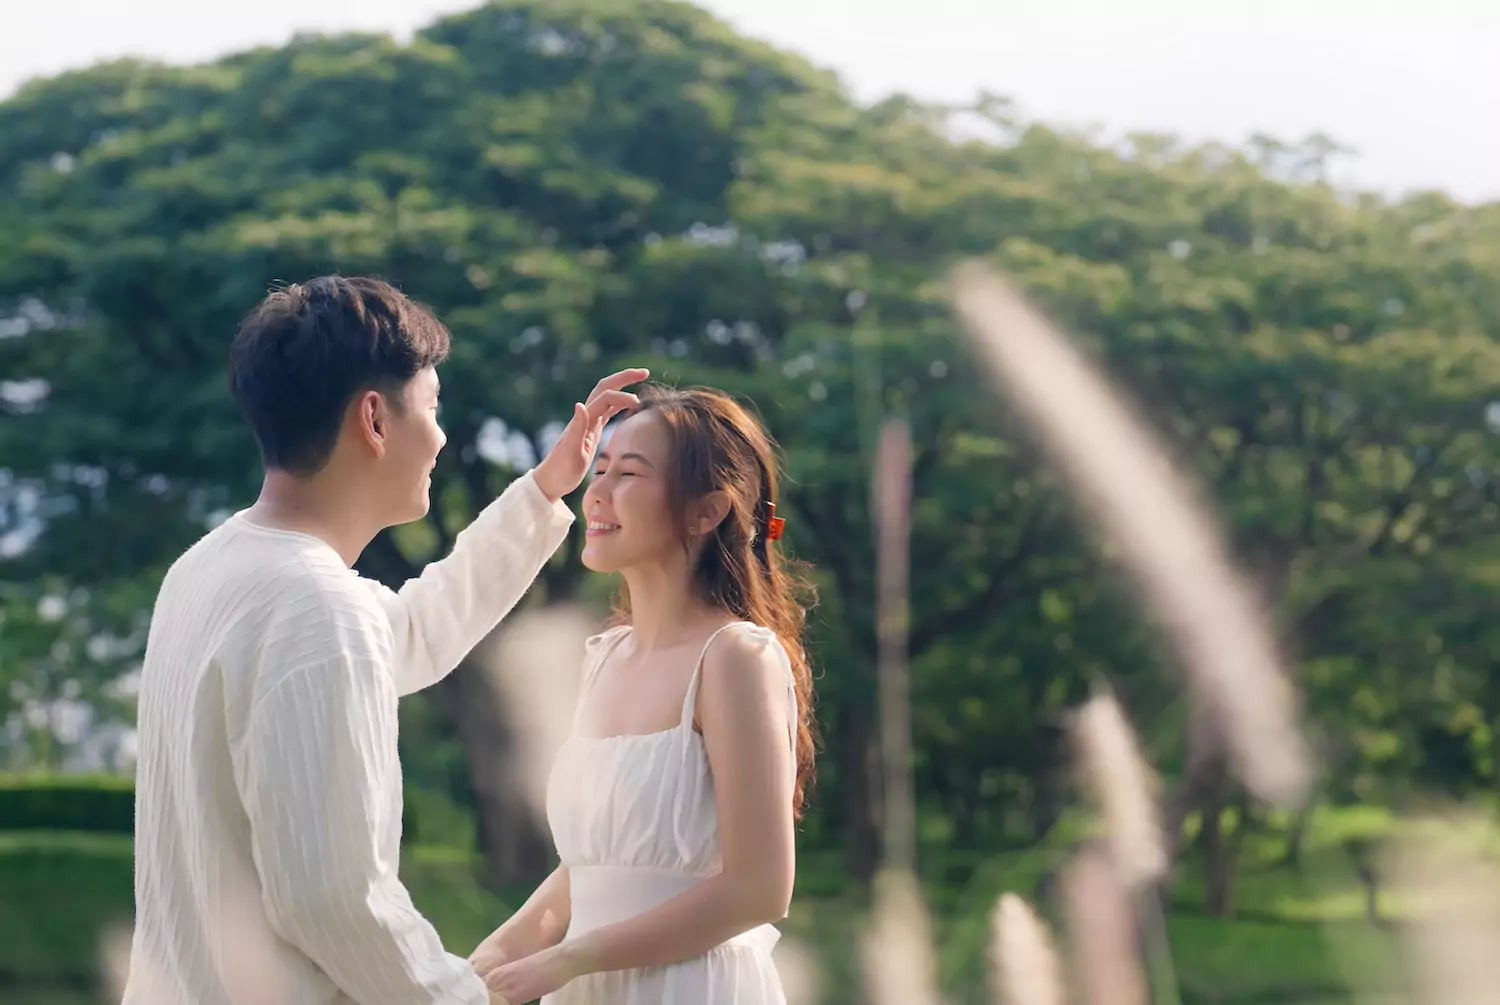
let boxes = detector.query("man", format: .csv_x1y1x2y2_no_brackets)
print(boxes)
121,274,645,1004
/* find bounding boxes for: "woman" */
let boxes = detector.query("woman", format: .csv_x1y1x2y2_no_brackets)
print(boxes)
470,385,817,1004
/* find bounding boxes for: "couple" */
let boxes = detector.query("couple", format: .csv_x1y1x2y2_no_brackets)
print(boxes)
122,276,815,1005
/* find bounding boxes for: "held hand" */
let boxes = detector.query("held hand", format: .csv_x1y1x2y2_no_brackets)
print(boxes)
483,944,580,1004
533,368,650,502
468,936,510,982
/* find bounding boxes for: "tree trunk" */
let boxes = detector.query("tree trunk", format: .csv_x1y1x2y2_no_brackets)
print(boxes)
1200,784,1248,919
1343,838,1385,928
1280,804,1312,866
1163,699,1227,867
950,782,978,849
431,657,552,889
839,700,881,885
1029,723,1066,843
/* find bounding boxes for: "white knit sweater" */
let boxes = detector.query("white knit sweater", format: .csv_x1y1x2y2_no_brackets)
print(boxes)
122,471,572,1004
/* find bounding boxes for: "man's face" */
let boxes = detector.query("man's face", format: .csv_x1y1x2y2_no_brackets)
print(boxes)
373,366,447,526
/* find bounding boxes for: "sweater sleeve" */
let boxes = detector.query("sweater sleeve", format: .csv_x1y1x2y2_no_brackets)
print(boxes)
232,649,489,1005
363,469,575,697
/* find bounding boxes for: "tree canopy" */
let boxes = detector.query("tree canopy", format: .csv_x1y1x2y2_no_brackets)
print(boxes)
4,0,1499,896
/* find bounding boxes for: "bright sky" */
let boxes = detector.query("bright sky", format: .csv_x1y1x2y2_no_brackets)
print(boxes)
2,0,1497,202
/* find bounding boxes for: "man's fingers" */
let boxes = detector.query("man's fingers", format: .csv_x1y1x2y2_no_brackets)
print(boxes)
586,368,650,404
583,389,638,424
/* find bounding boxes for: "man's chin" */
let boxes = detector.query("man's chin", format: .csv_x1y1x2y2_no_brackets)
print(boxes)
391,495,431,527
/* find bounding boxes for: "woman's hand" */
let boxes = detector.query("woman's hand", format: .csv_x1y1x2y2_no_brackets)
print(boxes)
467,864,574,998
468,933,511,981
482,943,582,1004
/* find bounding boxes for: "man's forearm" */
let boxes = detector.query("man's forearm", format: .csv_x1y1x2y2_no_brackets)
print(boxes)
265,870,490,1005
240,657,491,1005
376,469,575,695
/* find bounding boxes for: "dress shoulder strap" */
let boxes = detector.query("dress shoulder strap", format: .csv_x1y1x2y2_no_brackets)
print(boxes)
677,622,798,748
678,621,755,731
572,626,631,729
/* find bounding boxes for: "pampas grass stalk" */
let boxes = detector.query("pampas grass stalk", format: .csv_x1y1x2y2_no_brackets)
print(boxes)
1072,691,1166,888
863,868,942,1005
774,935,826,1005
949,263,1311,810
992,892,1066,1005
481,604,595,821
1069,695,1179,1005
874,416,917,875
1061,848,1149,1005
1384,814,1500,1005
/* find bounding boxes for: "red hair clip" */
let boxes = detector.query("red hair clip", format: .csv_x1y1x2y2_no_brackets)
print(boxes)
765,503,785,542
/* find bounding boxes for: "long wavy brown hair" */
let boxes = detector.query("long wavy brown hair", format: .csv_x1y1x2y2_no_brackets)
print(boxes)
611,384,819,818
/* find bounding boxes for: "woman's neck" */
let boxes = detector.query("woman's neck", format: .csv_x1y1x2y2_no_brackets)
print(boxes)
620,562,727,651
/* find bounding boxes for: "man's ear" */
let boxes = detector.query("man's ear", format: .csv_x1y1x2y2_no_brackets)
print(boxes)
353,389,388,457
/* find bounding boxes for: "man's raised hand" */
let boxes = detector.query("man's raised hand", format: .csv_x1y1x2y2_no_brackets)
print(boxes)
532,368,649,501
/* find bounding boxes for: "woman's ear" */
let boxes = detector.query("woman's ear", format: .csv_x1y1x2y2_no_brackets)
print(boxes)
688,490,733,537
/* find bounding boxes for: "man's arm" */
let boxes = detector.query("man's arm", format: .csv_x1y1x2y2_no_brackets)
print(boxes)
366,366,647,697
233,651,490,1005
364,469,573,697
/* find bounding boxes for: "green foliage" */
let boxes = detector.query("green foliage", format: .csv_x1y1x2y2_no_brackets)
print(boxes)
0,826,1396,1005
0,833,134,991
0,774,424,844
0,774,133,834
2,0,1500,888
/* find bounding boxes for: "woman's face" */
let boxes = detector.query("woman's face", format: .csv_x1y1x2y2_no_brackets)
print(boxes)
580,409,680,573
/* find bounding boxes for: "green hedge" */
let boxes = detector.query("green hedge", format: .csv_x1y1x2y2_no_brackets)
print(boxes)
0,775,421,843
0,775,134,834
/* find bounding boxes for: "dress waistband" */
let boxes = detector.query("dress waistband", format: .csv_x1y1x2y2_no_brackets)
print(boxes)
567,865,779,953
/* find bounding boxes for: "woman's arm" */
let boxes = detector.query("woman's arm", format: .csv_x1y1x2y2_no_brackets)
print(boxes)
486,628,796,1003
470,865,572,978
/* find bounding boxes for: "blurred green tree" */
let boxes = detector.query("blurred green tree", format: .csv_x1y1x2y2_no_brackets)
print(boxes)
3,0,1499,905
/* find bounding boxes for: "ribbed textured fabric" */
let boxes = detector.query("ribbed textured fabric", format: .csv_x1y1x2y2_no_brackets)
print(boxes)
123,470,573,1005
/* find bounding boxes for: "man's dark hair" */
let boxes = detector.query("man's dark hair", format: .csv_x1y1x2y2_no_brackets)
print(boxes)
228,275,450,474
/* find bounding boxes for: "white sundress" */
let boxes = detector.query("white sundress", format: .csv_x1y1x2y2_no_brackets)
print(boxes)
541,621,798,1005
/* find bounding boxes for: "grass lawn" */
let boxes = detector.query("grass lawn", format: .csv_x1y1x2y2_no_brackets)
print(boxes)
0,809,1413,1005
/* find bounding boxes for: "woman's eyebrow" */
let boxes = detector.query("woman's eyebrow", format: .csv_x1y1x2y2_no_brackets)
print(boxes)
597,450,655,468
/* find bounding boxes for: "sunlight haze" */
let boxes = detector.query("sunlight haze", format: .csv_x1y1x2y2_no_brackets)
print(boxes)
3,0,1497,201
